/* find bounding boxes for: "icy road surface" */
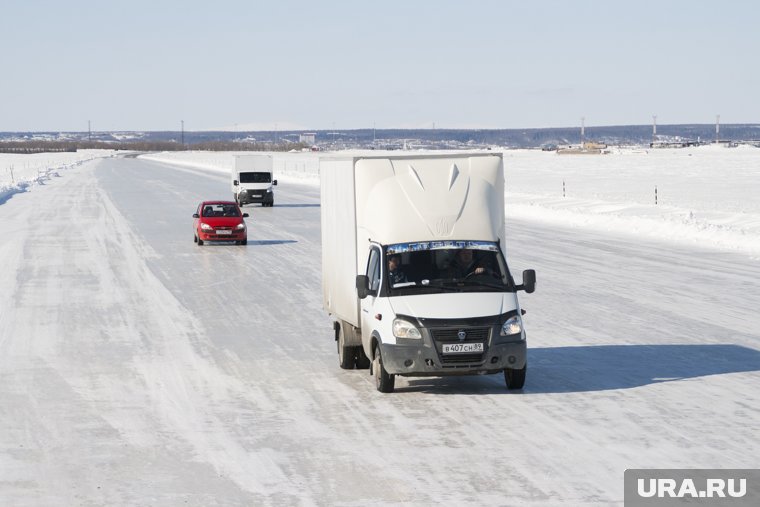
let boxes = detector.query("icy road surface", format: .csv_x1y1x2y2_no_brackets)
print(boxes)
1,156,759,506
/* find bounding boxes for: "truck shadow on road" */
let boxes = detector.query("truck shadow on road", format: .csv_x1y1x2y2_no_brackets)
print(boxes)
270,203,320,208
399,344,760,395
247,240,298,246
524,344,760,394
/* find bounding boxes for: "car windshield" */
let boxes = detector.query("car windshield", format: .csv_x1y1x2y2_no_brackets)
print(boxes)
384,240,514,295
239,172,271,183
202,203,241,217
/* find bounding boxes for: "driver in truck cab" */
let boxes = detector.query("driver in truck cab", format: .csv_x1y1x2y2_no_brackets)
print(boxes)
446,248,487,279
387,254,409,285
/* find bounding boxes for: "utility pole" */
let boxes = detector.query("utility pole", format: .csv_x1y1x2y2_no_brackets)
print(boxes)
652,115,657,146
88,120,91,142
181,120,184,147
715,114,720,143
580,116,585,148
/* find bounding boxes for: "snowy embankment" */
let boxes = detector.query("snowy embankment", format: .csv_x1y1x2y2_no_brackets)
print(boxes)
141,145,760,257
139,151,320,185
0,150,116,203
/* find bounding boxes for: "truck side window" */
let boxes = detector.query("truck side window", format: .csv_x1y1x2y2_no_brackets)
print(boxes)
367,248,381,292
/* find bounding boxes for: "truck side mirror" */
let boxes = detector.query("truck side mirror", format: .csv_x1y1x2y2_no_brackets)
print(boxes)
233,180,239,186
356,275,370,299
273,180,278,186
520,269,536,294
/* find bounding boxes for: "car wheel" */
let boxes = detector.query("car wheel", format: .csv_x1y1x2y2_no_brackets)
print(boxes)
504,363,526,390
240,239,247,245
373,346,395,393
197,236,204,246
337,325,355,369
193,234,197,243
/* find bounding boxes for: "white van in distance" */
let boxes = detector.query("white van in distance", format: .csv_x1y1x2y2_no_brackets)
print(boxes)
232,154,277,207
320,152,536,393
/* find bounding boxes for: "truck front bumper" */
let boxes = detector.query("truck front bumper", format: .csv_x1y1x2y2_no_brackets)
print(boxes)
238,190,273,205
379,339,526,377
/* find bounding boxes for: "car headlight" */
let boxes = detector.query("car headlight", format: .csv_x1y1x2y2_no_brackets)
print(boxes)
500,315,523,336
235,223,246,230
200,223,213,231
393,318,421,339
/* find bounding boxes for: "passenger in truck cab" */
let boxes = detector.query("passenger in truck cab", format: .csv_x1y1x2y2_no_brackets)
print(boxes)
387,254,408,286
447,248,487,279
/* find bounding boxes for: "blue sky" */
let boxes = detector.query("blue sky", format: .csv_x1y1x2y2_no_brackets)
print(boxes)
1,0,757,131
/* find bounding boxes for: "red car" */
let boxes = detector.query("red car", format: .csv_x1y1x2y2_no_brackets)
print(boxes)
193,201,249,245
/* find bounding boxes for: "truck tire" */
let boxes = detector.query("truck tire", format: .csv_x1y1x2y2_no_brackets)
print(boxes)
373,347,395,393
337,325,355,369
504,364,526,390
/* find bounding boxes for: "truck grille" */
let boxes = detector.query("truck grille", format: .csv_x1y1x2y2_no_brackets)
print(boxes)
430,327,490,366
430,327,490,342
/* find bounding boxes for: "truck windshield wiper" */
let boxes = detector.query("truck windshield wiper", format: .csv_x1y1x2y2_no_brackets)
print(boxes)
460,280,509,291
418,281,463,293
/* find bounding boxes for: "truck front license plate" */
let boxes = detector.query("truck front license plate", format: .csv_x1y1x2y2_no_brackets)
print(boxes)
442,342,484,354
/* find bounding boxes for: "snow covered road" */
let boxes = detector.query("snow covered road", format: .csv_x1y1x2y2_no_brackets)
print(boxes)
1,156,758,506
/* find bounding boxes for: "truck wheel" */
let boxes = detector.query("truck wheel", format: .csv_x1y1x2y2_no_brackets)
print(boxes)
504,364,526,390
373,347,395,393
355,347,371,369
337,326,355,369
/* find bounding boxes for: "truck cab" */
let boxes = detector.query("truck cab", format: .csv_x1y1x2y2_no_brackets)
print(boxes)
356,240,534,392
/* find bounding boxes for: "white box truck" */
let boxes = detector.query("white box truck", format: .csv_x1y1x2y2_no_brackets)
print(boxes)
320,152,536,393
232,154,278,207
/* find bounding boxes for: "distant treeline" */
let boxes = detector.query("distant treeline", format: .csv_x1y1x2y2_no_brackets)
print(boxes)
0,140,310,154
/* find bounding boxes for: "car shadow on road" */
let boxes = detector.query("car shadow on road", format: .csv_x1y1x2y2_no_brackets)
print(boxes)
399,344,760,395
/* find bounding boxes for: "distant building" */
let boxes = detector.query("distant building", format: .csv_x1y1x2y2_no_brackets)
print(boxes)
300,133,316,144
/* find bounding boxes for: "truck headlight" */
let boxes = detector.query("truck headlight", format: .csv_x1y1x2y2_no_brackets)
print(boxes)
393,318,421,339
500,315,523,336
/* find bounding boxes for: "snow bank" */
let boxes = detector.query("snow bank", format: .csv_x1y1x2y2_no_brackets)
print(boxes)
503,145,760,256
144,145,760,256
0,150,116,203
139,151,320,185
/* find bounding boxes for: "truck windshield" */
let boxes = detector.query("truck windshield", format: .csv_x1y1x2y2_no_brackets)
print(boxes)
239,172,271,183
384,241,514,295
